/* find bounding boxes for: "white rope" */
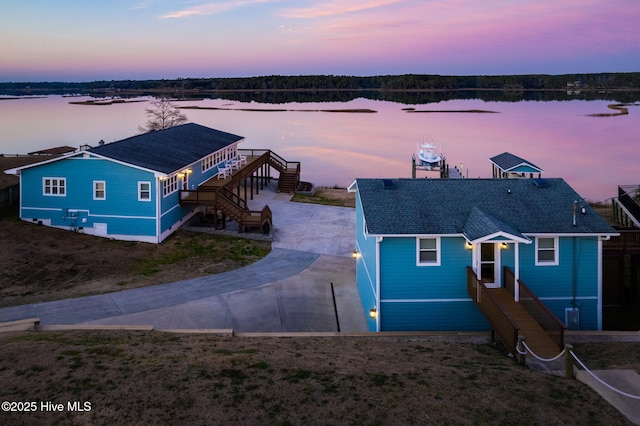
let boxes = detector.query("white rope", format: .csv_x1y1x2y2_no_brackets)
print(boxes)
570,351,640,400
521,341,565,362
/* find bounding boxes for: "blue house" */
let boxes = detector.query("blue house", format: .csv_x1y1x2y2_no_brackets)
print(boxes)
5,123,245,243
490,152,544,179
348,178,618,333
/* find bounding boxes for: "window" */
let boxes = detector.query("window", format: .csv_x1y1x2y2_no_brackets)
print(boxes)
202,154,215,172
417,237,440,266
43,177,66,196
93,181,106,200
536,237,558,265
163,175,178,197
138,181,151,201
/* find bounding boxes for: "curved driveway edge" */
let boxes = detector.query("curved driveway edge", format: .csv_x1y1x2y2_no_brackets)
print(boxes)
0,248,318,325
0,190,368,332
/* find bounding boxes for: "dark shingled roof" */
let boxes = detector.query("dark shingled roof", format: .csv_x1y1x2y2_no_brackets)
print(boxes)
88,123,244,174
462,206,528,242
1,155,62,190
490,152,543,173
354,178,616,237
28,146,76,155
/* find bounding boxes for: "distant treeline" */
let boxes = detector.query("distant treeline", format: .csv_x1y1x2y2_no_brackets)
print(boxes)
2,73,640,104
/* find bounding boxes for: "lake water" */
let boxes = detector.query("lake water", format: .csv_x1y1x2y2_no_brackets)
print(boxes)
1,95,638,202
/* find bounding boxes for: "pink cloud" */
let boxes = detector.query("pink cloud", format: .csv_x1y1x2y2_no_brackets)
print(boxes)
281,0,403,19
161,0,273,19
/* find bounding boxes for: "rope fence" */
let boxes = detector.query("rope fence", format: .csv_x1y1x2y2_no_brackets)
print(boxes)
515,336,640,400
570,351,640,400
518,341,565,362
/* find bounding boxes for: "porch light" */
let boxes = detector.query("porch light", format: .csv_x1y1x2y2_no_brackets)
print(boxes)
465,241,473,249
369,308,377,319
501,242,508,249
352,251,361,259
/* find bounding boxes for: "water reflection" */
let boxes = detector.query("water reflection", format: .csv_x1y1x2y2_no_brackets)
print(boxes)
0,96,637,202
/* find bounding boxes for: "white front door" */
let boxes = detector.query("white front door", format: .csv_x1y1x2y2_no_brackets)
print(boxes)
479,243,501,288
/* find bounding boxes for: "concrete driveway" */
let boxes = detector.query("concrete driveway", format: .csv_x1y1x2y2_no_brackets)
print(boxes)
0,183,368,332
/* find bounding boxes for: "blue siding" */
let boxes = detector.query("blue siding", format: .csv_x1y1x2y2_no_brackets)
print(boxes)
381,301,489,331
519,236,600,327
380,237,471,300
20,156,158,238
376,236,479,330
354,191,378,331
510,165,541,173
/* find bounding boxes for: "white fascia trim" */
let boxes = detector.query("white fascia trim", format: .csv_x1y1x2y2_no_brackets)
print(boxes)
525,232,619,238
346,180,358,192
368,232,463,239
464,231,531,245
505,162,543,173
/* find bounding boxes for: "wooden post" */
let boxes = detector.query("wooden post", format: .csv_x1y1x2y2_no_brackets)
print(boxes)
412,155,416,179
516,336,526,365
564,343,574,379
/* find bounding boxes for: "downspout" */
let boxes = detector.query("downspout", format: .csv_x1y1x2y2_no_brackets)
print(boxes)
19,171,24,219
375,236,383,332
597,238,603,330
514,242,520,302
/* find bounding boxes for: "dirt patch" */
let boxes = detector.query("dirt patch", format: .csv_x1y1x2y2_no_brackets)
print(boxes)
0,331,634,425
292,187,355,208
0,187,355,308
0,215,270,308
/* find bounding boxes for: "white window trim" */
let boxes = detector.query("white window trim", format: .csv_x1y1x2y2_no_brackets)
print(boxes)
416,237,441,266
163,175,178,197
93,180,106,200
43,177,66,197
202,154,215,172
535,236,559,266
138,181,151,201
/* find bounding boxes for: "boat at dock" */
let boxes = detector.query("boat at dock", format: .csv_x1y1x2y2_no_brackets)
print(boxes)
417,142,442,169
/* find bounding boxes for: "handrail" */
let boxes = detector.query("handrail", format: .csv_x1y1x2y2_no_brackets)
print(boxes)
467,267,520,354
179,149,293,232
618,185,640,224
239,148,300,174
218,186,247,211
504,267,564,350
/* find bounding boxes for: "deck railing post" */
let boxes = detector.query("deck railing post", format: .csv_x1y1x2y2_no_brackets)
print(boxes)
516,336,526,365
564,344,574,379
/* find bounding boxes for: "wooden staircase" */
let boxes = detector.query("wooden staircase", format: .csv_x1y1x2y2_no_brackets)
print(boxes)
467,266,565,358
277,169,299,193
179,149,300,233
487,288,561,358
265,152,300,193
180,186,271,233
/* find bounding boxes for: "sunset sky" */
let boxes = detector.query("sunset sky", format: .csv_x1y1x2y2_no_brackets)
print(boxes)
1,0,638,82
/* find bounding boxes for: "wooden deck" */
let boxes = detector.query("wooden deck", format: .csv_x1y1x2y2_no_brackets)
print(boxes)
488,288,562,358
179,149,299,233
